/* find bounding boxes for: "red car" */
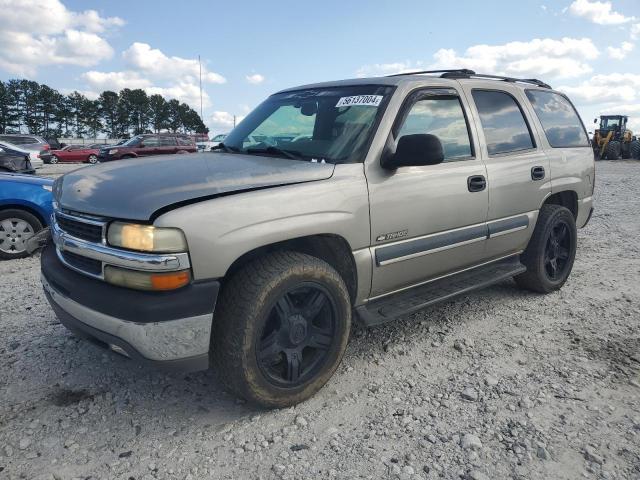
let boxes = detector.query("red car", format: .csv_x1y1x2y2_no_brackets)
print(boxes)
48,145,100,164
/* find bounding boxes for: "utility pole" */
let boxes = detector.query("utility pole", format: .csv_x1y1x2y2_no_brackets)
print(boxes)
198,55,203,120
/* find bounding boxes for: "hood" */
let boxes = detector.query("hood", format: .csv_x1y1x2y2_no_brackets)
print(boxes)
56,153,335,221
0,172,53,186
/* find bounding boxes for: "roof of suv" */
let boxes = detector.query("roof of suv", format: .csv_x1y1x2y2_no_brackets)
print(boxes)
278,70,555,94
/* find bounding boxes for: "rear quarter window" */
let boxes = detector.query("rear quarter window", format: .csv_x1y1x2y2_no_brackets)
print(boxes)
525,90,589,148
471,90,535,156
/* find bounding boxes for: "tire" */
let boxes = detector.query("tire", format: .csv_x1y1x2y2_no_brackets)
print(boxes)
87,154,98,164
631,141,640,160
515,205,577,293
49,155,59,164
213,251,351,408
0,209,43,260
604,141,621,160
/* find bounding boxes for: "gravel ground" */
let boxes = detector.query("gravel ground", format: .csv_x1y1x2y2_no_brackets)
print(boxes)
1,161,639,480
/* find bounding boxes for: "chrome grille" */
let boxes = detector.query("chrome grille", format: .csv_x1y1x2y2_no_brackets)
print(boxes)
55,213,104,243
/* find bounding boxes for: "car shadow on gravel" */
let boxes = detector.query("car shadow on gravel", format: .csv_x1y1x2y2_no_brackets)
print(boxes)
37,279,540,417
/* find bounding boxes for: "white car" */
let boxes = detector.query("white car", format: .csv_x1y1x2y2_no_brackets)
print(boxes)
196,134,228,152
0,141,43,169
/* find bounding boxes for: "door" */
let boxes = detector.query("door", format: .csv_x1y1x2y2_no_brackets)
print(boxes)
158,136,178,155
366,87,489,297
459,84,552,260
137,136,160,156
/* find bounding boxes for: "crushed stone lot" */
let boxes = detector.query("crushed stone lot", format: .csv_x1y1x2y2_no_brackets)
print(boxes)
1,161,639,480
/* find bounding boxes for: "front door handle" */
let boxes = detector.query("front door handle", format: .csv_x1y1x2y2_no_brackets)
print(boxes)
531,166,545,181
467,175,486,192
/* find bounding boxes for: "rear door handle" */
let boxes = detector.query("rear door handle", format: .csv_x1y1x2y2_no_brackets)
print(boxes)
467,175,486,192
531,166,545,181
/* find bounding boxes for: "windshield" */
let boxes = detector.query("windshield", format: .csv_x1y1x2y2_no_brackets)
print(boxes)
123,136,143,146
223,85,394,163
601,118,621,129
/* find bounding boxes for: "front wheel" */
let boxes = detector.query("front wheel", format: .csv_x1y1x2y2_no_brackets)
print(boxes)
605,141,621,160
49,155,59,164
87,154,98,164
515,205,577,293
213,251,351,408
0,209,43,260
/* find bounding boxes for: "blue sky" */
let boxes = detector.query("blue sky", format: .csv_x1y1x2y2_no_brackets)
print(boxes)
1,0,639,134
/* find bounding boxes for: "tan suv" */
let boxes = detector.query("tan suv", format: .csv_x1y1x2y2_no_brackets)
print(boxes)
41,69,594,407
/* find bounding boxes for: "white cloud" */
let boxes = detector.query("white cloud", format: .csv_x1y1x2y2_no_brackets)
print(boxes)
568,0,635,25
122,42,225,84
246,73,265,85
209,111,239,129
558,73,640,104
0,0,122,76
82,70,211,109
431,38,598,79
631,23,640,40
358,37,599,80
607,41,634,59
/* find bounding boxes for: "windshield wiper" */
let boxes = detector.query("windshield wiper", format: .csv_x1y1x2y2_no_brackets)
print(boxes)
211,142,240,153
246,146,304,160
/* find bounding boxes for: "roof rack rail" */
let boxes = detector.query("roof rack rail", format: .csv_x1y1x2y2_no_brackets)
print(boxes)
440,71,552,89
387,69,552,89
386,69,476,77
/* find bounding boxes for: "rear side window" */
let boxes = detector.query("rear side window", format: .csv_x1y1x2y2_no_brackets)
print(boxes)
159,136,177,146
177,136,194,146
525,90,589,148
472,90,535,155
397,96,473,160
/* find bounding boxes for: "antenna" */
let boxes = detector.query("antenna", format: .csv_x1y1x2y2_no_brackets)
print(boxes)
198,55,203,120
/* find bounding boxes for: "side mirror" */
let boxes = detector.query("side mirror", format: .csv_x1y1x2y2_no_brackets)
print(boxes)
594,118,598,124
381,134,444,169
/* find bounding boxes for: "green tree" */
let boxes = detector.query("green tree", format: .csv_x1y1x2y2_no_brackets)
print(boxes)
119,88,150,135
0,81,20,133
66,91,88,137
98,91,120,138
148,94,169,133
82,99,102,138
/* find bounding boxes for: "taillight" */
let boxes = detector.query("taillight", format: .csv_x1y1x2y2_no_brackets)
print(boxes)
43,145,50,150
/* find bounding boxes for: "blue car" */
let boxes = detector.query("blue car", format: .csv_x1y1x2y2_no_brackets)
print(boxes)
0,172,53,259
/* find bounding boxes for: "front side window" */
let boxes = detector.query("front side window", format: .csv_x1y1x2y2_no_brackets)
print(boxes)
525,90,589,148
142,136,160,147
223,85,394,163
472,90,535,155
159,136,177,146
397,95,473,160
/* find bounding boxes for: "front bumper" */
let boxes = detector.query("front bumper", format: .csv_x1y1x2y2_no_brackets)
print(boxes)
41,243,219,372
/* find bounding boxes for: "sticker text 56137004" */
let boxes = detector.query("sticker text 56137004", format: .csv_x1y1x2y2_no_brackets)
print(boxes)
335,95,383,108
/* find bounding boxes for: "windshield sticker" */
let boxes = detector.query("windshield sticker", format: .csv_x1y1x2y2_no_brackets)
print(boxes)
335,95,383,108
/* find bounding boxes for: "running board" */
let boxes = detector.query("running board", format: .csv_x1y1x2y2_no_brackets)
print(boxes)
356,256,526,327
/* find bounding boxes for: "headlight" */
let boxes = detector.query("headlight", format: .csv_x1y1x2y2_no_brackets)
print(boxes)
107,222,187,253
104,266,191,291
108,149,118,154
42,185,52,192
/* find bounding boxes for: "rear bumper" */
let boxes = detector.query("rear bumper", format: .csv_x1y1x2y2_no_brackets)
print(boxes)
41,243,219,372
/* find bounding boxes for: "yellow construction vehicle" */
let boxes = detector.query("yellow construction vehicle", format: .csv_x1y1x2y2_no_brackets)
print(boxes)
592,115,639,160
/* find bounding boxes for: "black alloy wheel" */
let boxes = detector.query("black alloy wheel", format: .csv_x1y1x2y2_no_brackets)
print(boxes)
257,282,337,387
544,221,572,281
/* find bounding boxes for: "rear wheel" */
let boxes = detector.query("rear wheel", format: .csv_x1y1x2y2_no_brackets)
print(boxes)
0,209,43,260
605,141,621,160
49,155,59,164
631,140,640,160
87,154,98,164
213,251,351,408
515,205,577,293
